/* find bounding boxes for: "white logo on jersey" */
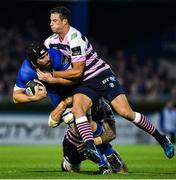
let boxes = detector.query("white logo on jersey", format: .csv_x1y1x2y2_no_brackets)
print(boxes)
102,78,110,84
109,76,116,82
109,83,114,88
102,76,116,84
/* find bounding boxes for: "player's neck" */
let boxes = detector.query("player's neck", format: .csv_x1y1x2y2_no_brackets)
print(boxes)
58,25,70,42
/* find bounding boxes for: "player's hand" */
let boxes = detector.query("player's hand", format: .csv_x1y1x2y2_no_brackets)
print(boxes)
37,69,53,83
94,136,103,145
33,84,47,100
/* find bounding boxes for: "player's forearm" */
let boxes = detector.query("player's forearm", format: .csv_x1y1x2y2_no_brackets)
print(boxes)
13,91,44,103
48,101,68,128
102,120,116,139
94,120,116,144
49,77,78,85
53,61,85,79
100,130,116,144
94,130,116,146
53,69,82,79
50,101,67,121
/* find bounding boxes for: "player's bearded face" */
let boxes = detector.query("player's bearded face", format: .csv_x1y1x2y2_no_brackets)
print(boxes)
37,53,52,72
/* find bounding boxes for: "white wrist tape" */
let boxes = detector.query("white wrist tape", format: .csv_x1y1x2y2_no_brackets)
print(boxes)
48,115,59,128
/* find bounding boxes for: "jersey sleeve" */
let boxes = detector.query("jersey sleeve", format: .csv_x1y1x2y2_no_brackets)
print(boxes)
44,37,50,49
49,49,71,71
69,31,86,63
14,59,37,90
15,70,27,89
44,33,59,49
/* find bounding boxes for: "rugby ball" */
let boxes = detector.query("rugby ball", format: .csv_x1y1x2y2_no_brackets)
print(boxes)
26,79,44,96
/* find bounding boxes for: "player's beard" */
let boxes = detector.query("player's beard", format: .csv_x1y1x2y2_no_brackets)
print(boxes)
38,62,52,72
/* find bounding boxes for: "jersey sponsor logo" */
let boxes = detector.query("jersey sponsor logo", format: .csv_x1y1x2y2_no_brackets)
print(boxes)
109,75,116,82
109,82,115,88
102,75,116,84
71,32,77,40
62,54,71,65
71,46,81,56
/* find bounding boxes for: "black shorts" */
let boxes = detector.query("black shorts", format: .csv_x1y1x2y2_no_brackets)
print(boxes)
74,69,125,103
63,136,86,164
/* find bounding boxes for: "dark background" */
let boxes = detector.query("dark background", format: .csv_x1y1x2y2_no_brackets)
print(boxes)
1,0,176,50
1,0,176,111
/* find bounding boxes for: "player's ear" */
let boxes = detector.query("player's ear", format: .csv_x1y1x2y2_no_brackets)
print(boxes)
63,19,68,25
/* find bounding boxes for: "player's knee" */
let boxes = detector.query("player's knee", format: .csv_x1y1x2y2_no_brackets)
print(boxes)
118,108,134,120
72,106,85,117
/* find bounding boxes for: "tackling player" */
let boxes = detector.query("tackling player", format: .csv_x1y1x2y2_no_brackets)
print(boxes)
39,6,174,159
48,97,128,174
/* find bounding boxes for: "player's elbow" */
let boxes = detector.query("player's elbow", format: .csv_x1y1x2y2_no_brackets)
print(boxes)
12,93,19,104
13,99,19,104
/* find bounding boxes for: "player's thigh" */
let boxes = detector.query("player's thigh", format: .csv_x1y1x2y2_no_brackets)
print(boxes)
111,94,135,120
73,93,93,114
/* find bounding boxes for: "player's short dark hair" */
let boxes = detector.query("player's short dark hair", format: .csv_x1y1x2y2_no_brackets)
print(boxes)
50,6,71,24
26,42,48,65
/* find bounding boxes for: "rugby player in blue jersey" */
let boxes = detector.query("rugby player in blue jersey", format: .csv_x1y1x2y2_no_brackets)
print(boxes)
13,42,75,107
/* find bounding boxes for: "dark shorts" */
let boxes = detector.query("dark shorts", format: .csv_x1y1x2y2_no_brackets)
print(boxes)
63,136,86,164
74,69,125,103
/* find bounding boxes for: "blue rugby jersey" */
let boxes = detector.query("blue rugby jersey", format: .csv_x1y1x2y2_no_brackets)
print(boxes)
14,49,71,107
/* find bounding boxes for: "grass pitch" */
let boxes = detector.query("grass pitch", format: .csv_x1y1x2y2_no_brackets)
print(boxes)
0,144,175,179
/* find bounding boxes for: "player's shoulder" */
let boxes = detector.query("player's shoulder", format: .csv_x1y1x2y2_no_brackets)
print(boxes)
21,58,32,70
48,48,62,61
44,33,59,48
20,59,36,78
48,48,62,55
45,33,58,40
68,26,82,41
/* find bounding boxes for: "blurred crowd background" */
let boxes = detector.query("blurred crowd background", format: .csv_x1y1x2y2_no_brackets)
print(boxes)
0,0,176,103
0,0,176,145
